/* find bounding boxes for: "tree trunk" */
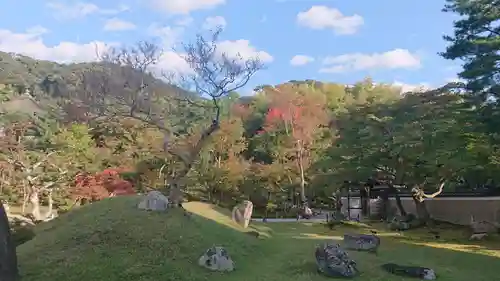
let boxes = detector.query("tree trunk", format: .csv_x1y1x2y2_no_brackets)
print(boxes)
166,121,220,206
388,184,407,216
412,196,431,222
334,189,342,212
411,182,446,224
360,187,368,216
380,190,389,220
29,189,54,222
296,140,306,203
0,201,18,281
30,190,42,220
21,185,28,214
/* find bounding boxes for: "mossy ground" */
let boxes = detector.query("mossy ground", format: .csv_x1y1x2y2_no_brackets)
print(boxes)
17,197,500,281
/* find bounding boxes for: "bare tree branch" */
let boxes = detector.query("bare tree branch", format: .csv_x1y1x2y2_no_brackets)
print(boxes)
160,27,264,202
70,27,265,206
422,181,446,198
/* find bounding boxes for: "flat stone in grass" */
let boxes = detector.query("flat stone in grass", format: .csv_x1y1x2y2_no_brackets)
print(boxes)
381,263,436,280
343,233,380,253
198,246,235,272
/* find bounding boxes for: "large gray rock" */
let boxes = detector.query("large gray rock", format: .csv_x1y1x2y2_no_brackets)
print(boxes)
198,246,234,272
343,233,380,253
469,215,498,240
315,243,358,278
231,200,253,228
388,216,411,231
137,191,170,211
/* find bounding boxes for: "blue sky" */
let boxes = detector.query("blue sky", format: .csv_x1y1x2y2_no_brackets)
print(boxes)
0,0,462,94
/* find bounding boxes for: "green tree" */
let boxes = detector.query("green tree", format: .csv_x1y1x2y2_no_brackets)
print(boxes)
441,0,500,102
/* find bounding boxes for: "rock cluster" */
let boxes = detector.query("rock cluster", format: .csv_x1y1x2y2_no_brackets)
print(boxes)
198,246,234,272
315,243,358,278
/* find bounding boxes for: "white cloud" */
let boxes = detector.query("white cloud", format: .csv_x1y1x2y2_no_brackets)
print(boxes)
154,39,273,80
392,81,430,93
151,0,225,15
290,55,314,66
156,51,192,77
103,18,136,31
0,28,110,63
445,77,466,83
46,1,129,20
217,40,273,63
176,17,194,26
203,16,227,30
0,27,191,80
146,24,191,77
147,24,184,48
297,6,364,35
0,25,269,83
320,49,421,73
26,25,50,36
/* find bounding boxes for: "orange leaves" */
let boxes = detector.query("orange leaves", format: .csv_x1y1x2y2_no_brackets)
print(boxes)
72,168,136,202
262,85,329,144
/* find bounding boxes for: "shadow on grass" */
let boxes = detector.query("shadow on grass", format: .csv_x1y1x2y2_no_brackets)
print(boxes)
297,234,497,280
367,223,500,252
186,201,500,280
190,202,277,238
26,198,500,281
19,197,268,281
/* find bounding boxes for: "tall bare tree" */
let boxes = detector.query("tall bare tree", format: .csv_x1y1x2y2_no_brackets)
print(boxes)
72,27,264,205
162,28,264,203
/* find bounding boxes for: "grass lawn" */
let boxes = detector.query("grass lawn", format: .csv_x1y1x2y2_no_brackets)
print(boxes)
17,197,500,281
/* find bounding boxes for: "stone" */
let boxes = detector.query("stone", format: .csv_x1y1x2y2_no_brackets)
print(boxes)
469,215,498,240
300,206,313,219
326,211,347,229
388,216,411,231
381,263,436,280
469,233,487,240
315,243,358,278
198,246,234,272
231,200,253,228
343,233,380,253
328,211,346,222
137,191,170,211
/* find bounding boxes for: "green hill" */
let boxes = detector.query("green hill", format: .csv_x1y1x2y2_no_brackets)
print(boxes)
17,197,500,281
17,198,262,281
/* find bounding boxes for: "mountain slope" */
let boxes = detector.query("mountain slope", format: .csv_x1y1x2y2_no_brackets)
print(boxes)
0,51,209,130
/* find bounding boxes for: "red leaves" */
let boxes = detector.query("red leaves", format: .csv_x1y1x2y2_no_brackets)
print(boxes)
260,86,329,141
72,168,136,202
73,173,109,201
264,106,302,129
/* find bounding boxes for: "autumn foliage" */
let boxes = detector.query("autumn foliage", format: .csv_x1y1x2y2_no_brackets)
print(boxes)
72,168,136,202
262,86,328,141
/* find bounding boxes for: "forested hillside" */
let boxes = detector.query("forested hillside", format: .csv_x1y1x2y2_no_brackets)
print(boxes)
0,0,499,227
